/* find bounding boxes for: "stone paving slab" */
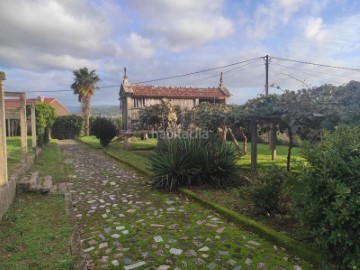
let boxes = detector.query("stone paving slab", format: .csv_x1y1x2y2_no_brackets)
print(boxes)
59,140,312,269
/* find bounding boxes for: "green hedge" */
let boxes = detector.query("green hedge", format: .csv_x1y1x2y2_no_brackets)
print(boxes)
52,115,83,140
35,103,55,146
296,126,360,268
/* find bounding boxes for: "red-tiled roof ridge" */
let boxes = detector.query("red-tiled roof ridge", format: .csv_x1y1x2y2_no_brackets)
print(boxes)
5,98,56,103
130,84,228,99
5,98,70,113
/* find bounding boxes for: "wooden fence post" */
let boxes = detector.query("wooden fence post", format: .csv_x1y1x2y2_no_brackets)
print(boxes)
31,103,37,152
270,124,277,160
250,121,258,170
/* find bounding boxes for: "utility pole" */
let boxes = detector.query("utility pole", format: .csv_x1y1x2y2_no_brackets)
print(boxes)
265,55,269,95
264,55,276,160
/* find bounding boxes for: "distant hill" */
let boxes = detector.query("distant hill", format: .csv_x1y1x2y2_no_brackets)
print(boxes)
91,105,121,117
65,105,121,117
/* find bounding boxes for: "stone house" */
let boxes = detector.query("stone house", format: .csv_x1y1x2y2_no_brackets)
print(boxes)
119,69,231,130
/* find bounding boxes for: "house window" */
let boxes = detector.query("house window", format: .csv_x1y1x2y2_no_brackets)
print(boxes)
133,98,146,108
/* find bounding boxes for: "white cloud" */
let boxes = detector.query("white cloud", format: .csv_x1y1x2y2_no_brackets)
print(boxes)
123,33,155,59
244,0,309,40
296,13,360,56
322,14,360,53
125,0,234,51
0,45,95,71
277,0,307,21
304,17,326,41
0,0,117,70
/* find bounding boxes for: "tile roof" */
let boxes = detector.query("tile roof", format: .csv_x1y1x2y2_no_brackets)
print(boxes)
5,98,57,108
131,85,227,98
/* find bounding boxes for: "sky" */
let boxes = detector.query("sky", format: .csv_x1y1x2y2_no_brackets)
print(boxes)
1,0,360,111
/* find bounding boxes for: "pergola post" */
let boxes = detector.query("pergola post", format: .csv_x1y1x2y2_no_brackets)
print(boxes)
31,103,37,152
19,93,27,163
250,121,258,170
270,124,277,160
6,119,9,136
0,72,8,187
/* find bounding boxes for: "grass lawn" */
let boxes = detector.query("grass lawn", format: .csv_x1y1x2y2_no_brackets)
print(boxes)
79,136,304,172
6,136,33,172
79,135,157,150
237,142,304,168
0,140,74,270
31,140,66,184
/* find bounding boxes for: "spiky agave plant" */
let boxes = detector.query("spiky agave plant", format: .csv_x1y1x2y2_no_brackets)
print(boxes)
149,135,241,191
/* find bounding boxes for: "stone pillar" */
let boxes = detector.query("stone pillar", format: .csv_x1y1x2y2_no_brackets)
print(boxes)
125,96,132,130
31,103,37,152
0,72,8,187
19,93,27,163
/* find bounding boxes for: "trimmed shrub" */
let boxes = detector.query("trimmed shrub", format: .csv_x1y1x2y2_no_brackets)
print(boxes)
149,136,241,191
91,117,118,147
249,165,292,216
52,115,84,139
295,126,360,269
89,115,97,136
35,103,56,146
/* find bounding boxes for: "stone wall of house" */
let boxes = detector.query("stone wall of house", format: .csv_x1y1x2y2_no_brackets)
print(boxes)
127,97,197,127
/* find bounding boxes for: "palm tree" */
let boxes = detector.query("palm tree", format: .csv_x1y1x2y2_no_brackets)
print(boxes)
71,67,100,136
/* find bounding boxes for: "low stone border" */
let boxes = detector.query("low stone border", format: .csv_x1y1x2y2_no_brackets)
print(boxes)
104,151,151,176
75,138,102,149
64,190,87,270
0,148,41,220
77,139,321,267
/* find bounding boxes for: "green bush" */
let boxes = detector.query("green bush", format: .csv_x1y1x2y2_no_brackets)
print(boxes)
35,103,56,146
89,115,97,136
149,136,241,191
52,115,84,139
295,126,360,268
249,165,292,216
91,117,118,146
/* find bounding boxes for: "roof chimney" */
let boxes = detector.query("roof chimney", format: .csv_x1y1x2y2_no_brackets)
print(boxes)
123,67,129,85
219,72,224,87
38,96,44,102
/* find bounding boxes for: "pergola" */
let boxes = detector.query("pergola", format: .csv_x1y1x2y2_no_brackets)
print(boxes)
0,71,37,219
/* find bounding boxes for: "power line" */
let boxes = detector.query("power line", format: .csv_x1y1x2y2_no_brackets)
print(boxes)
271,60,352,78
18,55,360,94
271,56,360,72
26,89,72,93
276,72,311,88
132,57,263,84
98,84,119,89
271,61,343,85
180,59,262,86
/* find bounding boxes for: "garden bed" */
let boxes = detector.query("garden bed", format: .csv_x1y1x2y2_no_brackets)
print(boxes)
187,186,314,245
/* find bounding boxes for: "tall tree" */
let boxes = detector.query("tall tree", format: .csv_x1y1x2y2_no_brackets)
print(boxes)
71,67,100,136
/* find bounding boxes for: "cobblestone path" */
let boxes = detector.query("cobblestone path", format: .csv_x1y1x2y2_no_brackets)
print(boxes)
60,140,311,270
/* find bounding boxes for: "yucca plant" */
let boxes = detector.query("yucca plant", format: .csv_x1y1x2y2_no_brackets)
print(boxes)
149,135,241,191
